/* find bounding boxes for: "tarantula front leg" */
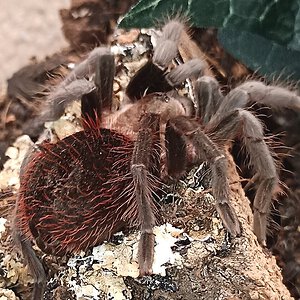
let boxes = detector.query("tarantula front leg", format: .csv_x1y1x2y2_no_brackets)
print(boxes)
131,113,161,275
166,116,241,238
126,20,208,101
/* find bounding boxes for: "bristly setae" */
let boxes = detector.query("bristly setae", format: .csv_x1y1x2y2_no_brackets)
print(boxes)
14,19,300,299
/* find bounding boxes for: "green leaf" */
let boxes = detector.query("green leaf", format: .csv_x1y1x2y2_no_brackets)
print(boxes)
119,0,190,29
119,0,228,29
119,0,300,80
120,0,300,50
218,28,300,81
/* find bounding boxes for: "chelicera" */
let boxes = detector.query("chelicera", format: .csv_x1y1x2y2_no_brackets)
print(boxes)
13,20,300,299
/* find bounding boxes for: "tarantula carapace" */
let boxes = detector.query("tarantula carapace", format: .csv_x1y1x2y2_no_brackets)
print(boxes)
14,20,300,299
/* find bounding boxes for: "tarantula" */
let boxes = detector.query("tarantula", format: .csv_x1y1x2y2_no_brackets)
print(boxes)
14,20,300,299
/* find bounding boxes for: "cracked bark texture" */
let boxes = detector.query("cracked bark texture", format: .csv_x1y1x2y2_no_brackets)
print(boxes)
120,151,292,300
0,138,292,299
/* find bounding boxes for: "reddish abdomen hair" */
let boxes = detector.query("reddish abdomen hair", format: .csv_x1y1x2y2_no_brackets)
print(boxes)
17,128,136,255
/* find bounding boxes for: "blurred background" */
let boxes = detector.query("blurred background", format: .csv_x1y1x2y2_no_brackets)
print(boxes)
0,0,69,93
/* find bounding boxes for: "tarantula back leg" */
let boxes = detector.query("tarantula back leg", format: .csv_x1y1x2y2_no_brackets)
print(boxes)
166,115,241,237
131,113,161,275
205,108,278,245
13,134,53,300
12,227,46,300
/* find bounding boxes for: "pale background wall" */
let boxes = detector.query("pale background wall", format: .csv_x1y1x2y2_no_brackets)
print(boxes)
0,0,70,93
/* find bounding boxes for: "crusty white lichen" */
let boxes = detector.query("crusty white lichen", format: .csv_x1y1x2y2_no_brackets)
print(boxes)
60,224,184,300
0,288,19,300
0,217,7,238
0,135,34,190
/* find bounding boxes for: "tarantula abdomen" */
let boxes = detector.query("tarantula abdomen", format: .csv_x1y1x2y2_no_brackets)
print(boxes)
17,127,155,255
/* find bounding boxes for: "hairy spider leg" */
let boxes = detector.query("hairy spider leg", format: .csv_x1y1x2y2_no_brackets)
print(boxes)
42,47,113,121
126,20,207,101
126,20,185,100
13,132,53,300
194,75,300,244
81,63,164,274
194,76,224,124
165,115,241,238
12,223,46,300
196,79,281,245
81,50,115,126
131,113,161,275
209,110,278,245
